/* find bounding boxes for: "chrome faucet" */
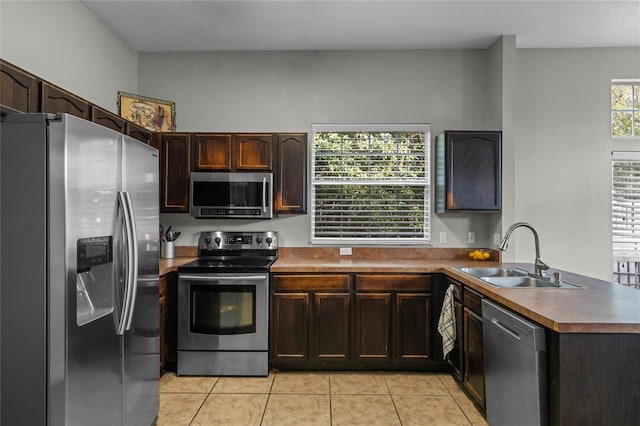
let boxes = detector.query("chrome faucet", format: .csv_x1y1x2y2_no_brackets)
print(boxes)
499,222,550,277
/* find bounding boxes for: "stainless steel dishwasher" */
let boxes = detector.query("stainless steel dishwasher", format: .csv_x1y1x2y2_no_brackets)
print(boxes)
482,299,547,426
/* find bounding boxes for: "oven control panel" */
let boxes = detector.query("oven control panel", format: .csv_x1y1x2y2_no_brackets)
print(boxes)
198,231,278,251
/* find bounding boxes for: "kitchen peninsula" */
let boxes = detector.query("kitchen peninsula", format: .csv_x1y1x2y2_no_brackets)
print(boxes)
268,247,640,426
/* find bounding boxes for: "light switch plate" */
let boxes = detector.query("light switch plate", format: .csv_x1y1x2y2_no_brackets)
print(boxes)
493,233,502,246
439,232,447,244
467,232,476,244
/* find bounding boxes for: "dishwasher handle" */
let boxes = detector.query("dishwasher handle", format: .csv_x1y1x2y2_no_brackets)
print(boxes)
484,315,523,341
482,299,546,351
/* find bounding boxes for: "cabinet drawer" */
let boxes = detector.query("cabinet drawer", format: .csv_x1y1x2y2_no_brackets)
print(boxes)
272,274,350,291
463,287,483,314
356,274,431,292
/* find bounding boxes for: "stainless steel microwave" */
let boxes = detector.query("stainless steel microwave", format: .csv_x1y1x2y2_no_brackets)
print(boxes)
189,172,273,219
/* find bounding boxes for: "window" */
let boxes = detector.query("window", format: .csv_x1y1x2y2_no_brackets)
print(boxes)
611,80,640,137
612,151,640,288
311,124,430,244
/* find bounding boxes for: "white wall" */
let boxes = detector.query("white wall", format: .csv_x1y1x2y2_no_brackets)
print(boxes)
0,1,137,112
515,48,640,280
3,2,637,278
140,50,499,248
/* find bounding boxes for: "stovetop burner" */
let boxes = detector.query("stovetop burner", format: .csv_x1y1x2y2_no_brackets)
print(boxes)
179,256,277,272
178,231,278,273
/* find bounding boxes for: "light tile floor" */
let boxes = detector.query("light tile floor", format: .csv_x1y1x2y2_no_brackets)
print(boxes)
158,371,488,425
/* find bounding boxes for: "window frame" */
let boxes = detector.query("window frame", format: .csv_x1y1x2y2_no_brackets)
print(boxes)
611,79,640,139
310,123,431,245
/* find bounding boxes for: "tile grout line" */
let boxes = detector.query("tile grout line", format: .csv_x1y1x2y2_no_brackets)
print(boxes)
328,373,333,426
186,377,219,425
258,373,277,425
438,375,474,426
382,372,405,425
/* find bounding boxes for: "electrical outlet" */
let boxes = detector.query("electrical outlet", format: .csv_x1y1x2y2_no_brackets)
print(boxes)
467,231,476,244
494,233,502,246
439,232,447,244
340,247,352,256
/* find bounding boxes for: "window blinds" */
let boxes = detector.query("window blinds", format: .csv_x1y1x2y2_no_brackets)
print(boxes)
612,151,640,259
311,125,430,244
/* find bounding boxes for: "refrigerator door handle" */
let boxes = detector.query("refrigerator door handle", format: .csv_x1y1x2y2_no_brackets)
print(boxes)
116,192,138,335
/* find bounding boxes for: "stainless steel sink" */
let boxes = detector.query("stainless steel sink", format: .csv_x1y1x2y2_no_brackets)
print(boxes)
457,267,528,278
481,276,583,289
455,266,584,289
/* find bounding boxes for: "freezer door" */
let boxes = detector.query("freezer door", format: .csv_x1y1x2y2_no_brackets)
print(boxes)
55,114,124,425
122,135,160,425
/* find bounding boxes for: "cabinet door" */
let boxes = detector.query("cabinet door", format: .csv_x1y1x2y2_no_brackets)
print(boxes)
395,293,431,362
355,293,391,364
271,293,310,361
275,133,307,214
41,82,90,119
447,299,464,380
91,105,127,133
313,292,350,362
192,133,232,171
464,307,485,408
161,134,191,212
0,60,40,114
126,121,156,147
234,134,273,170
436,131,501,212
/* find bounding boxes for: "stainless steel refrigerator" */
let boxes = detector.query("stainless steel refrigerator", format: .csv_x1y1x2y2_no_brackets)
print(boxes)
1,113,159,425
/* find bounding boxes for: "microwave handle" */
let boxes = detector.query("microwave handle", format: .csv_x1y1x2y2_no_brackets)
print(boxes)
262,176,267,213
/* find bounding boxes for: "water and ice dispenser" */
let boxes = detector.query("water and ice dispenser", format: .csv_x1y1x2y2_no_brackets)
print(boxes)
76,236,115,326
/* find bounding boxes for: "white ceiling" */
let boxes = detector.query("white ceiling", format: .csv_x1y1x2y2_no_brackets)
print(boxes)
83,0,640,51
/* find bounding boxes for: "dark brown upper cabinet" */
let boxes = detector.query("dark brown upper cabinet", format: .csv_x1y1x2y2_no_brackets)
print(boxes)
41,81,91,119
275,133,307,214
161,133,191,213
192,133,233,171
435,131,502,212
234,133,273,170
126,121,157,148
1,60,40,114
91,105,127,134
193,133,274,172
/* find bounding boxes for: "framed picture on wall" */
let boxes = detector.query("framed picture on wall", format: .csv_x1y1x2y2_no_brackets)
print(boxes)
118,91,176,132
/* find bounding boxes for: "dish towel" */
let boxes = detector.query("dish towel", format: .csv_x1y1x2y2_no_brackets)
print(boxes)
437,284,456,358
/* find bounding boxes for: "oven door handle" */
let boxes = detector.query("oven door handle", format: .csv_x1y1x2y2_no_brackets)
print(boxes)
180,274,268,281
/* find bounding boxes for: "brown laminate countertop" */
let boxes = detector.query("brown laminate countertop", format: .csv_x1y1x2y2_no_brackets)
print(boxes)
272,252,640,334
160,257,196,276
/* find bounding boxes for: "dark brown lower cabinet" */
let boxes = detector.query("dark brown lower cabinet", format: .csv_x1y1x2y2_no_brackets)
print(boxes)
462,288,485,409
159,272,178,373
355,274,433,370
355,293,391,365
271,274,350,370
396,293,431,363
271,273,441,371
271,292,310,362
445,281,464,381
313,292,350,363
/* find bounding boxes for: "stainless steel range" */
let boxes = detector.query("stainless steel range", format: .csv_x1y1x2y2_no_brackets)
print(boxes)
177,231,278,376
